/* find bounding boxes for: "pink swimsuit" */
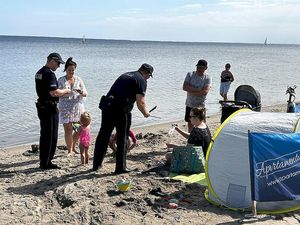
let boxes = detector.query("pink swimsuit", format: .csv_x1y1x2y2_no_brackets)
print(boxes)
80,127,91,148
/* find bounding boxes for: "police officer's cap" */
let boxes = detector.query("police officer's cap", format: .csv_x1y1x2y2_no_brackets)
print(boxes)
47,52,65,64
139,63,154,77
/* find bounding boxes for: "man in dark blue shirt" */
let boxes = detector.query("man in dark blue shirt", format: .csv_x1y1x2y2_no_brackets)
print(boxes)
93,63,154,174
35,53,71,169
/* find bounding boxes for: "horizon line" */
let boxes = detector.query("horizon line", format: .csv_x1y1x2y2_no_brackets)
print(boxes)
0,34,299,46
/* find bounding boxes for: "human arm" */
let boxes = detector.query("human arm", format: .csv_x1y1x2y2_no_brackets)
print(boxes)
50,88,71,97
128,130,138,150
229,71,234,82
136,94,150,118
183,82,211,97
76,77,88,97
128,142,137,151
175,126,190,139
50,75,71,97
108,134,117,152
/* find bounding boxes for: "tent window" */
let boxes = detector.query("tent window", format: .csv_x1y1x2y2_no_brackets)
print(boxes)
226,183,246,208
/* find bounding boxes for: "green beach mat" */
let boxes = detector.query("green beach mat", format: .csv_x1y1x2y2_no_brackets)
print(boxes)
169,172,207,186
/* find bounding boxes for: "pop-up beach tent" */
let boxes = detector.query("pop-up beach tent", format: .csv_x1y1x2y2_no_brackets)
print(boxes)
205,109,300,213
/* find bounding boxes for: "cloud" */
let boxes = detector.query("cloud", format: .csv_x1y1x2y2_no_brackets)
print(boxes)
180,4,202,10
219,0,300,8
81,1,300,43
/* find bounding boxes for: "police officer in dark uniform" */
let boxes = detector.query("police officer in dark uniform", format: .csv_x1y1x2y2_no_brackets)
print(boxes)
93,63,154,174
35,53,71,169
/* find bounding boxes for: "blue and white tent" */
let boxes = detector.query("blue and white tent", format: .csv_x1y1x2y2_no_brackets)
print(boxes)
205,109,300,213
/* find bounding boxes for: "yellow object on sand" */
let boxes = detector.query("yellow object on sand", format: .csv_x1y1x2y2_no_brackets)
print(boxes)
169,172,207,186
115,180,131,191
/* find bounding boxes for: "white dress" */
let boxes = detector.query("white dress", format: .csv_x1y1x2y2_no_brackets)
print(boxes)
57,75,87,124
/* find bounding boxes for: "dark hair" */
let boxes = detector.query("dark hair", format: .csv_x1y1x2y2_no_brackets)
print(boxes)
191,107,206,121
196,59,208,68
64,57,77,72
225,63,231,69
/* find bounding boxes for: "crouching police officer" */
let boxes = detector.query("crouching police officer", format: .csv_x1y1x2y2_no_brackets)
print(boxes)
35,53,71,169
93,63,154,174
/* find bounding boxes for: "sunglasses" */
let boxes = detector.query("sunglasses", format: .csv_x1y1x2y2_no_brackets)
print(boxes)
55,60,61,66
51,58,61,66
189,115,197,119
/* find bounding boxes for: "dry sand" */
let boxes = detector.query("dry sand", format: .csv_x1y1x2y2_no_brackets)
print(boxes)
1,104,300,225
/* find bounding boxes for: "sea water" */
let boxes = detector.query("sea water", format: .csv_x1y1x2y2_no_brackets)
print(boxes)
1,35,300,148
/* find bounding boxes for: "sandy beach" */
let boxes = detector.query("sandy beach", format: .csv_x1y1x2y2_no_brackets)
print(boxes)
1,103,300,225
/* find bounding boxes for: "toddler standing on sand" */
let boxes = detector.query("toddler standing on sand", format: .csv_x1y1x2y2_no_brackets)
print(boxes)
78,112,92,165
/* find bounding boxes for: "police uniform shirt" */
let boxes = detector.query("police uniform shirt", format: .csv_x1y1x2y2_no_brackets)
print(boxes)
35,66,58,102
107,71,147,111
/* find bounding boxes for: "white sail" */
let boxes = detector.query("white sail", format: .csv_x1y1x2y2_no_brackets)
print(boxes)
82,35,86,44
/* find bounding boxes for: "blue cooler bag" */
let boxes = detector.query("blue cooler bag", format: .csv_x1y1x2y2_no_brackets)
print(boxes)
170,146,205,174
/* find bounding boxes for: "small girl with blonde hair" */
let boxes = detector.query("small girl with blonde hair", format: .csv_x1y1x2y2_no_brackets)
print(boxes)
79,112,92,164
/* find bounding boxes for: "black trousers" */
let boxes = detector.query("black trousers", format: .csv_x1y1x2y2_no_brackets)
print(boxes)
93,108,131,172
36,105,59,167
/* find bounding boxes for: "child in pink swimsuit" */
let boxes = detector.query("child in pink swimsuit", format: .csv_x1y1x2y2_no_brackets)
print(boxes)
109,130,138,155
79,112,92,165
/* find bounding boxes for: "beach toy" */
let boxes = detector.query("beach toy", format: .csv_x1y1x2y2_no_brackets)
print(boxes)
72,122,81,132
168,202,178,209
169,198,179,204
136,132,143,139
115,180,131,191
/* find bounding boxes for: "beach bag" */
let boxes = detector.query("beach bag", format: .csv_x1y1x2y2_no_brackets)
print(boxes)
170,146,205,174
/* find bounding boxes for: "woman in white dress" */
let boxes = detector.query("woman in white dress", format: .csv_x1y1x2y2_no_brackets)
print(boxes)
58,57,87,155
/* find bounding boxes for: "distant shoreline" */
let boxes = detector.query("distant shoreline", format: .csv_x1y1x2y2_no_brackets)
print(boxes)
1,34,298,46
1,103,287,151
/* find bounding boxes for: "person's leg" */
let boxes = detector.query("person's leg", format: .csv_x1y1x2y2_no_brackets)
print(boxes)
72,129,80,154
38,108,51,168
127,138,132,152
108,134,117,154
166,143,178,148
115,112,130,173
85,147,89,164
79,143,85,164
220,83,224,99
184,106,193,133
165,152,172,165
49,110,59,163
223,93,228,101
93,110,115,171
222,82,231,101
63,122,74,154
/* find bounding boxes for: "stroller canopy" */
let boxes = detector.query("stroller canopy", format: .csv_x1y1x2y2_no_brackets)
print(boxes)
234,85,261,111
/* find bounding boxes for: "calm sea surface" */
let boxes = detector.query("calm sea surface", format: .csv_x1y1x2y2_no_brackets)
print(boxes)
1,35,300,148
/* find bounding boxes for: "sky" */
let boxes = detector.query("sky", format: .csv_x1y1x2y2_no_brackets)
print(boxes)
1,0,300,44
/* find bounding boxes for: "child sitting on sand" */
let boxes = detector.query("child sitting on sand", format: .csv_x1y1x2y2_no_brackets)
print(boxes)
78,112,92,165
108,130,138,155
165,107,211,163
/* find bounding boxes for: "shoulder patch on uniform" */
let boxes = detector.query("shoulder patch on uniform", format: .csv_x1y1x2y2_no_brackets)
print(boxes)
35,73,42,80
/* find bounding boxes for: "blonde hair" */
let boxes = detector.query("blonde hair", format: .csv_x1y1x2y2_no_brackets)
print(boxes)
80,112,91,126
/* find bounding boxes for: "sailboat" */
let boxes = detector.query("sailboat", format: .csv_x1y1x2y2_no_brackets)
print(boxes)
81,35,86,44
264,37,267,45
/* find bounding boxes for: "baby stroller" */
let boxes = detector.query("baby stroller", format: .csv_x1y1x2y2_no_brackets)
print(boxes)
219,85,261,123
286,85,300,113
